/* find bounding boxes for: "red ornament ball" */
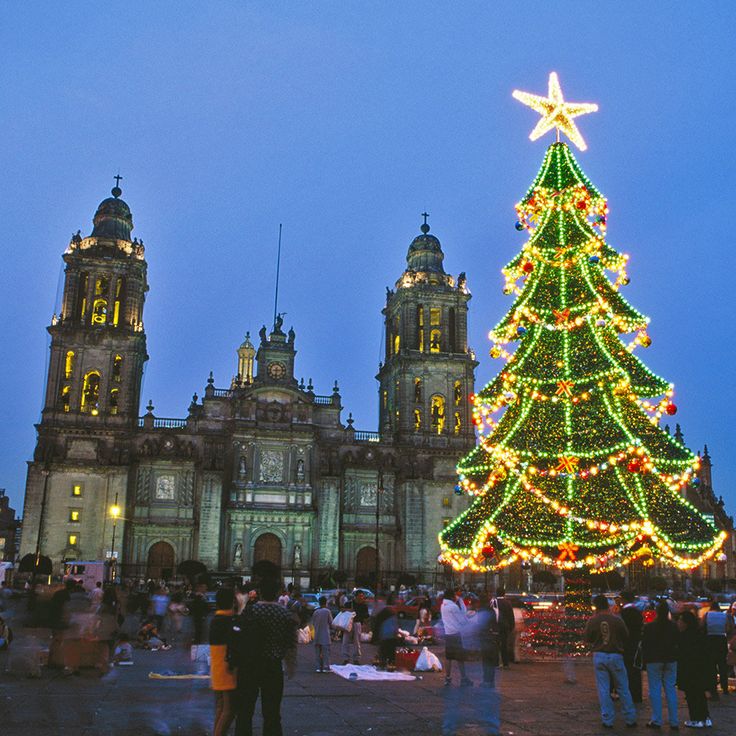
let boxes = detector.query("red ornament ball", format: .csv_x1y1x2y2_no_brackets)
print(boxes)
481,545,495,558
522,262,534,274
627,460,641,473
576,200,587,210
665,403,677,416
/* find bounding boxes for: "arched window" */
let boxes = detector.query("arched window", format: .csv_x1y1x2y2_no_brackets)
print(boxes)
393,334,400,354
454,411,462,434
416,305,424,351
454,380,463,405
91,298,107,325
109,388,119,416
77,272,89,320
65,351,75,379
112,355,123,382
431,394,446,434
414,408,422,431
81,371,101,414
59,385,71,413
414,377,422,403
393,316,400,354
430,329,441,353
253,533,282,566
113,277,124,327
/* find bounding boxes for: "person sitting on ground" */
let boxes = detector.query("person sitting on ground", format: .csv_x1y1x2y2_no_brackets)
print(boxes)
112,633,134,665
137,619,170,650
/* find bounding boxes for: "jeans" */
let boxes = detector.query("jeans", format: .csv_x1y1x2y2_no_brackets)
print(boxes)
593,652,637,726
341,621,362,663
443,663,500,735
315,643,330,671
646,661,678,726
235,659,285,736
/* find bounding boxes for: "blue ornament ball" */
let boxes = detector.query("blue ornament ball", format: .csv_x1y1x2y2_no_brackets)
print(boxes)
516,326,527,336
589,255,600,264
515,220,525,231
692,477,701,487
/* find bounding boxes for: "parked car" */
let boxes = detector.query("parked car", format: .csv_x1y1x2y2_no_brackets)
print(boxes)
395,596,436,620
301,593,320,612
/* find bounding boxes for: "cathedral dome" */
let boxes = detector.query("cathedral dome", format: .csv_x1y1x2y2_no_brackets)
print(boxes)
91,186,133,241
407,222,445,274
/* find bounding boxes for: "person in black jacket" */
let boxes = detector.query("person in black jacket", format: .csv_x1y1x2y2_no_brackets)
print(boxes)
619,591,644,703
677,609,712,729
642,600,679,729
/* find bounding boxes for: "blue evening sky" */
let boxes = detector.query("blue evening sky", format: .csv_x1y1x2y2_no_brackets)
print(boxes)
1,3,734,516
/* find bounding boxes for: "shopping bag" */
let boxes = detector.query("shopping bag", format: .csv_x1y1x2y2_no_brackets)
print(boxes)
332,611,355,632
297,626,312,644
414,646,443,671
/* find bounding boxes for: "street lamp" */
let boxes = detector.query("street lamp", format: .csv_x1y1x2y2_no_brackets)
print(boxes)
109,494,121,582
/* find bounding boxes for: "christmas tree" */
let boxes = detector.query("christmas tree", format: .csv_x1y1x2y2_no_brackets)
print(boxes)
439,73,726,575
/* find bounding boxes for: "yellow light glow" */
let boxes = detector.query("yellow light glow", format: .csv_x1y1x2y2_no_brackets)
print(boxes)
110,504,121,518
512,72,598,151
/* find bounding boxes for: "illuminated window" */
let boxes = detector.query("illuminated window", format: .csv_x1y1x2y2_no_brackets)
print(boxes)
112,355,122,382
418,329,424,352
67,533,78,547
78,272,88,319
382,390,388,409
91,298,108,325
69,510,80,522
430,308,441,326
393,334,400,354
59,385,71,412
72,483,83,497
65,351,75,379
414,377,422,403
113,278,124,326
414,408,422,430
431,394,446,434
94,276,109,296
417,306,424,351
442,497,451,508
454,412,462,434
454,380,463,405
81,371,101,414
442,517,451,528
109,388,119,415
430,329,441,353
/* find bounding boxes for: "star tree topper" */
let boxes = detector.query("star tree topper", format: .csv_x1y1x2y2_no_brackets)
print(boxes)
513,72,598,151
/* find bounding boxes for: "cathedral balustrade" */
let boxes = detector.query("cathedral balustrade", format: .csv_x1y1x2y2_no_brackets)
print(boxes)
313,395,333,405
137,417,187,429
354,430,380,443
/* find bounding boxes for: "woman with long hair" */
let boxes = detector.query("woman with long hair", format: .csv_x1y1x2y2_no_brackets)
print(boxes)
641,600,678,729
677,609,712,729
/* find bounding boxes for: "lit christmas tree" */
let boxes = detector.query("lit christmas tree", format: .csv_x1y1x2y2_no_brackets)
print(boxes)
439,73,726,576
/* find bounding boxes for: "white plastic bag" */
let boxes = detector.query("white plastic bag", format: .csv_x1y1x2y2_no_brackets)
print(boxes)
359,631,372,643
414,646,443,672
297,625,312,644
332,611,355,632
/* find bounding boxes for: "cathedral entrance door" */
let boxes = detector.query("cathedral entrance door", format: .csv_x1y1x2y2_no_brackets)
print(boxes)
355,546,377,586
147,541,175,581
253,533,282,568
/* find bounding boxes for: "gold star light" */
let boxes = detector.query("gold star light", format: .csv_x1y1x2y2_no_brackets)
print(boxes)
513,72,598,151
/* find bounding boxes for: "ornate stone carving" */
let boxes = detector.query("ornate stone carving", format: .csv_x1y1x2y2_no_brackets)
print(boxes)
135,467,153,503
155,474,176,500
259,450,283,483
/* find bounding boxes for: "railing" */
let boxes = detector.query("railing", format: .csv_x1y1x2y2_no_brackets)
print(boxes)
354,430,380,442
212,388,232,398
313,395,333,405
137,417,188,428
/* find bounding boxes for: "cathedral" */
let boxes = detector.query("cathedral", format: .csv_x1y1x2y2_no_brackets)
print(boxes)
19,185,478,586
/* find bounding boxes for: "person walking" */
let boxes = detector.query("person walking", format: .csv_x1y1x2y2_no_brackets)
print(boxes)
620,590,644,703
584,594,637,729
228,578,297,736
641,600,679,730
494,588,515,668
677,609,712,729
210,588,237,736
703,599,733,698
441,588,472,687
312,596,332,672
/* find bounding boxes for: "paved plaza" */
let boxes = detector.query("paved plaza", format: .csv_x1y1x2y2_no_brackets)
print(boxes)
1,638,735,736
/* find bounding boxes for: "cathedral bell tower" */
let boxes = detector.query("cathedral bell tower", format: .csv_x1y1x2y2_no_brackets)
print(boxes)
377,216,477,447
20,180,148,571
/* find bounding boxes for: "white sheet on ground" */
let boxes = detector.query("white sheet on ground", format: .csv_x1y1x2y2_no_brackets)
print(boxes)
329,663,415,681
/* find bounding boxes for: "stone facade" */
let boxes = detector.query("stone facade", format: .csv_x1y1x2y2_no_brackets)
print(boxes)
20,189,476,586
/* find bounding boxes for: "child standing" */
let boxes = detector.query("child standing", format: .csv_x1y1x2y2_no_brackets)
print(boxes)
312,596,333,672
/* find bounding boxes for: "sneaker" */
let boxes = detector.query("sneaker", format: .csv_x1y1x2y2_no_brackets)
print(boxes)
704,719,712,728
646,723,662,729
684,722,704,729
316,668,322,672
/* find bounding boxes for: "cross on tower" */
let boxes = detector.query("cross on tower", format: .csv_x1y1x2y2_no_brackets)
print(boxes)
114,174,123,188
421,212,430,226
